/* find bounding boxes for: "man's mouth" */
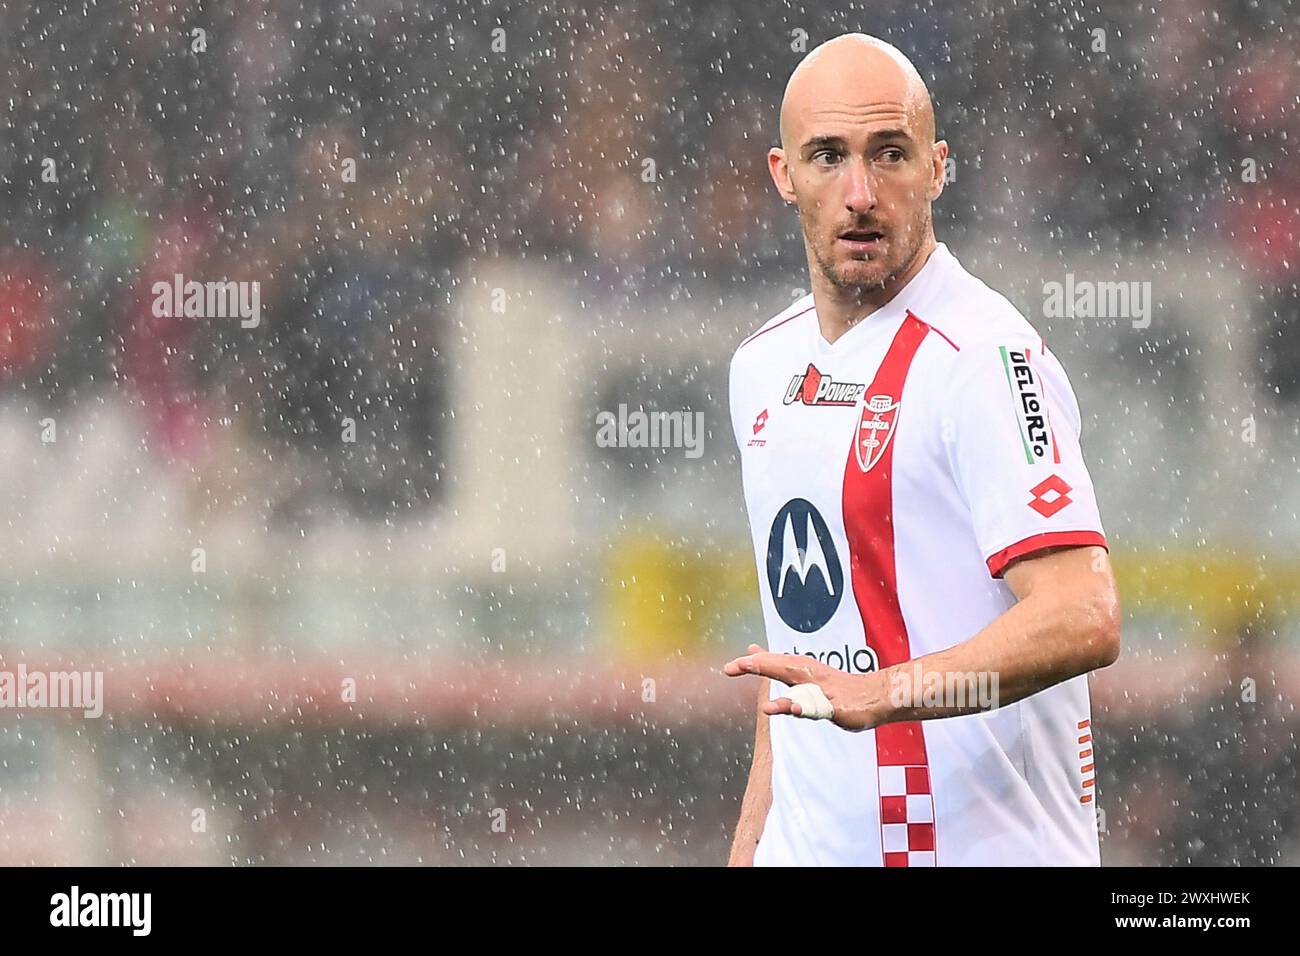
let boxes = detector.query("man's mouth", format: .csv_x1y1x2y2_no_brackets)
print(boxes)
837,229,885,252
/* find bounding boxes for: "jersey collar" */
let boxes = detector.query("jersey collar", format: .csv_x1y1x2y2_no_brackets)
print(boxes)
813,242,955,355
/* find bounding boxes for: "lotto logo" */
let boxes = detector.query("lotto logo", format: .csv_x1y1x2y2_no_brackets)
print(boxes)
1028,474,1073,517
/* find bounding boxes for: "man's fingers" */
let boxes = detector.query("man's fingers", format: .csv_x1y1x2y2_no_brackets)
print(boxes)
722,649,836,721
722,644,769,676
785,683,835,719
723,650,824,684
763,697,799,717
763,684,835,720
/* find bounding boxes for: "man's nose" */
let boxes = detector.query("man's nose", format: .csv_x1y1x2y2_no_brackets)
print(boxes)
843,159,877,215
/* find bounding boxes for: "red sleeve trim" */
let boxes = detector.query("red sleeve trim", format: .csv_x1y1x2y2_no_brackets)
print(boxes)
986,531,1108,578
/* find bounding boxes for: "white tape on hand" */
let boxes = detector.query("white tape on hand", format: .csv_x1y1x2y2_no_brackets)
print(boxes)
786,683,834,720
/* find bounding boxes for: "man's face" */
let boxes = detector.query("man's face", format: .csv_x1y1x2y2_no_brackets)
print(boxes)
771,109,944,294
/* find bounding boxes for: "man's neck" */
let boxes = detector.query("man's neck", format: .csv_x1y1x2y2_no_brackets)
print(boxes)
810,236,938,345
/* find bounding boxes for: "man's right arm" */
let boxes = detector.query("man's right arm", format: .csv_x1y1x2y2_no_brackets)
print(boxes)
727,677,772,866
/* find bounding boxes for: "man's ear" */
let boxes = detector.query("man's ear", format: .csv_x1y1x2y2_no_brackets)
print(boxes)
929,140,949,201
768,147,797,204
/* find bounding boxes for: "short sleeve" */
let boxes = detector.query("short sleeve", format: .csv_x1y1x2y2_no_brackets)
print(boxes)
943,337,1108,578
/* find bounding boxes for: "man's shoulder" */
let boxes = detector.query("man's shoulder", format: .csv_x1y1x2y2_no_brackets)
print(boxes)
728,295,813,438
918,261,1089,430
916,260,1045,356
731,294,815,367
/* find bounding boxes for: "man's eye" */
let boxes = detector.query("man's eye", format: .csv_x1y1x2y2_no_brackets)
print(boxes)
812,150,840,165
879,148,906,163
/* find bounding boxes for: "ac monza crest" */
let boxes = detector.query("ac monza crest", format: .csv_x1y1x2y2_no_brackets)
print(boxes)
855,393,899,473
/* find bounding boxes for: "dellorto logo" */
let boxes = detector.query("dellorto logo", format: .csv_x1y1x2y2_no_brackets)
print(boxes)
998,346,1056,464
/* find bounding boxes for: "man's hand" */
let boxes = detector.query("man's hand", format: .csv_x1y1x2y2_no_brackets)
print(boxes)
722,546,1121,733
722,644,888,732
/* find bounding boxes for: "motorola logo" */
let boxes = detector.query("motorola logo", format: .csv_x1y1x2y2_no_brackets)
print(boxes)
766,498,843,633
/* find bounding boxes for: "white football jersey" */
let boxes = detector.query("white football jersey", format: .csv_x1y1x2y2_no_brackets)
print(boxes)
729,243,1108,866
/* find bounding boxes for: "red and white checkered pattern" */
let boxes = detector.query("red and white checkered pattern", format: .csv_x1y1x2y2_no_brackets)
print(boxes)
879,764,937,867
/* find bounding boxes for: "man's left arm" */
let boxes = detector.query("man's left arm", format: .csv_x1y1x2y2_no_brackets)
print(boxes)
864,543,1119,725
723,543,1120,729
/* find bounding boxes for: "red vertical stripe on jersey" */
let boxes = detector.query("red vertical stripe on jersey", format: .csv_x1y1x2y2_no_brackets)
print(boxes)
841,312,936,867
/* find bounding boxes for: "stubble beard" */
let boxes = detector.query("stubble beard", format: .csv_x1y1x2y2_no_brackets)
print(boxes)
807,205,932,299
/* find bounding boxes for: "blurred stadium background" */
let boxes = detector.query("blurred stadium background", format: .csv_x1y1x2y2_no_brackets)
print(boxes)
0,0,1296,864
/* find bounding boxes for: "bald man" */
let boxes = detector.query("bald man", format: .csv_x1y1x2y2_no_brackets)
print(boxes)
724,34,1121,866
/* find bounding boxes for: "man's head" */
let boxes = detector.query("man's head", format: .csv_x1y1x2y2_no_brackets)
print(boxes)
769,34,947,297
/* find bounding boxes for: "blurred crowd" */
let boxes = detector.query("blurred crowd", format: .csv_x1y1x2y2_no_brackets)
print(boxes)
0,0,1295,527
0,0,1296,866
